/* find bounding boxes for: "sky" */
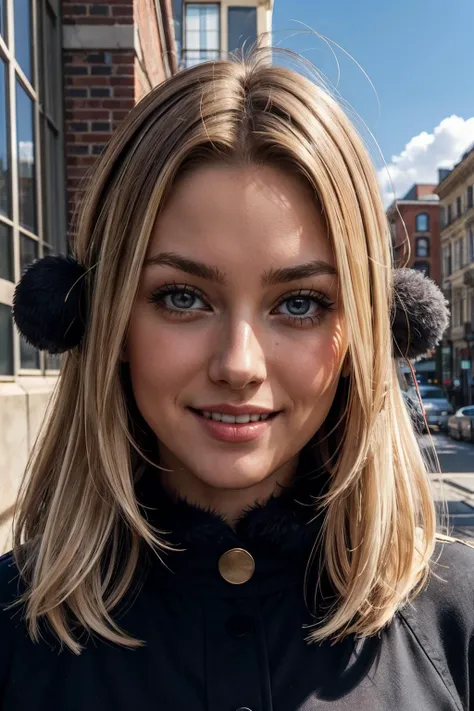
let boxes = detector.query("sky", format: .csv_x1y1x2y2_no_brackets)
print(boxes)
271,0,474,204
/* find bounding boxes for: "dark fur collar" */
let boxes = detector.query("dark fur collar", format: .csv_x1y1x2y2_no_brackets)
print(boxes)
135,446,330,556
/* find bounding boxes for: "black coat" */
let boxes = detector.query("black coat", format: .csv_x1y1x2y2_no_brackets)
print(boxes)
2,450,474,710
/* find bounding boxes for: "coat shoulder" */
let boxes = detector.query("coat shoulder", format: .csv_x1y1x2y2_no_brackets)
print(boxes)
427,537,474,613
0,549,26,693
0,549,26,608
402,537,474,626
397,538,474,708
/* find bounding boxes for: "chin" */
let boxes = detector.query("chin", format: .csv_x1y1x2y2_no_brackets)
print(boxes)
190,454,273,490
198,471,269,491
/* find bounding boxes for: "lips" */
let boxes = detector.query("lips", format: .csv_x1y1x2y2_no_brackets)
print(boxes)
193,409,274,424
188,407,280,443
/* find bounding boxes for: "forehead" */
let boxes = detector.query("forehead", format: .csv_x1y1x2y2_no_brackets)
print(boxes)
148,164,334,268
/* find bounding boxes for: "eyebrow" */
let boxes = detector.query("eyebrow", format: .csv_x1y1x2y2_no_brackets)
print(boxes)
144,252,338,286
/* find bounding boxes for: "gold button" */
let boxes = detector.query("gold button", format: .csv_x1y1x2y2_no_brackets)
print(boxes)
218,548,255,585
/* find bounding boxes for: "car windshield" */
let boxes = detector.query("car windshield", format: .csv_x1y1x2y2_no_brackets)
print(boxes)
414,386,446,399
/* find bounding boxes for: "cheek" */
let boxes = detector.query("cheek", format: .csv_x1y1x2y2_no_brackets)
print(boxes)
125,310,206,398
277,327,345,405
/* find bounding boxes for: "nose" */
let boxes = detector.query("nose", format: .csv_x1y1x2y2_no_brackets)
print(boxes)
208,318,267,390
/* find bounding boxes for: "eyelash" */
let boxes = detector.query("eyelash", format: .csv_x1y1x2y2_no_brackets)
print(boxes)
147,281,335,327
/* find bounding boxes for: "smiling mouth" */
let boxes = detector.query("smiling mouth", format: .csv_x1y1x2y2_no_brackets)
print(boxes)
189,408,280,424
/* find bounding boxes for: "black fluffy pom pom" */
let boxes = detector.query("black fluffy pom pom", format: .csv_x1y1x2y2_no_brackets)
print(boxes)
12,254,87,354
391,268,450,361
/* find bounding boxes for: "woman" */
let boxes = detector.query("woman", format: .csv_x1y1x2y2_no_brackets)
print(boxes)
1,48,470,710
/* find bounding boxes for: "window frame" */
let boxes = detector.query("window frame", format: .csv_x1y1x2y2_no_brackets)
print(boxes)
182,2,221,68
415,212,429,232
227,5,257,57
0,0,65,380
413,260,430,278
415,236,430,258
467,185,473,210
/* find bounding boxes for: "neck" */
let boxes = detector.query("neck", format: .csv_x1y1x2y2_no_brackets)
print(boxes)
157,452,299,527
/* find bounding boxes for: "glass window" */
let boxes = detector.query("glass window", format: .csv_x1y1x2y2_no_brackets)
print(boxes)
172,0,183,64
43,5,59,123
43,123,66,251
0,302,14,374
0,0,6,41
228,7,257,56
413,261,430,277
0,0,66,378
457,196,462,216
442,245,452,278
18,234,41,367
14,0,33,83
20,232,38,274
416,237,429,258
468,186,473,209
447,204,452,224
416,386,445,399
415,213,429,232
20,337,39,369
184,4,220,67
0,58,10,219
0,222,12,280
45,352,61,370
16,80,37,233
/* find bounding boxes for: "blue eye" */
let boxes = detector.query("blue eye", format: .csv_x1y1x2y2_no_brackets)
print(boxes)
273,290,335,326
148,284,208,314
148,283,335,327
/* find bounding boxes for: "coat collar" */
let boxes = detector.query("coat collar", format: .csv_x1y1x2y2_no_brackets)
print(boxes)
135,447,334,600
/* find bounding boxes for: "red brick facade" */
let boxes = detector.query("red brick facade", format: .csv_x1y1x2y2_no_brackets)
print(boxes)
61,1,177,240
388,198,441,285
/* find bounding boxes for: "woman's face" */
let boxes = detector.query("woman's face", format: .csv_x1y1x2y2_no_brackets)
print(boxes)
125,164,348,508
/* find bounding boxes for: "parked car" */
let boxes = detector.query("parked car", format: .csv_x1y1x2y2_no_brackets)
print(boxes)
401,390,427,434
447,406,474,441
405,385,454,432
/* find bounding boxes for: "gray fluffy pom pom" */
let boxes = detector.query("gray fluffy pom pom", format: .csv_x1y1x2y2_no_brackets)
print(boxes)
391,268,450,362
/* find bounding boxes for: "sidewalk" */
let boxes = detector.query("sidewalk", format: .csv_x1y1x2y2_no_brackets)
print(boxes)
431,473,474,541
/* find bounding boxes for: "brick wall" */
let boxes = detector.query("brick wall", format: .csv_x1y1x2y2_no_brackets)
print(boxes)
392,203,441,284
62,2,134,25
63,48,135,231
61,0,176,239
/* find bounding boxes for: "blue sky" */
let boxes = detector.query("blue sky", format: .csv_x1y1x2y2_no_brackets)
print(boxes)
271,0,474,203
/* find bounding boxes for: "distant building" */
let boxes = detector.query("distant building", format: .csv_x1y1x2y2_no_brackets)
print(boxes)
435,146,474,404
387,183,441,281
387,184,441,386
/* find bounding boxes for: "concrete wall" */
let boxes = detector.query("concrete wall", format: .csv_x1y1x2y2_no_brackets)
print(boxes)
0,378,57,554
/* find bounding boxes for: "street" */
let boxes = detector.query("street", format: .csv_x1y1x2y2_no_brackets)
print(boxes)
420,429,474,540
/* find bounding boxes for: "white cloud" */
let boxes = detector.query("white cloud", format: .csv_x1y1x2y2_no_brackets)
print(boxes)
378,115,474,206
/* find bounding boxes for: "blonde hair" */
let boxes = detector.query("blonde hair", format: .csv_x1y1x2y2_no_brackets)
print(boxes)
10,45,441,654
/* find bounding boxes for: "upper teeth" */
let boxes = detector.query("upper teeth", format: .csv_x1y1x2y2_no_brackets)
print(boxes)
201,411,271,423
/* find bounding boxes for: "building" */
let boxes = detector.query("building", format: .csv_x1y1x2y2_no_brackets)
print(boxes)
435,147,474,407
0,0,273,552
387,183,442,385
174,0,273,69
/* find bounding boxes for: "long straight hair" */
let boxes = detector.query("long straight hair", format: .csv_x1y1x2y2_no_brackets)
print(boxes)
10,45,440,653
